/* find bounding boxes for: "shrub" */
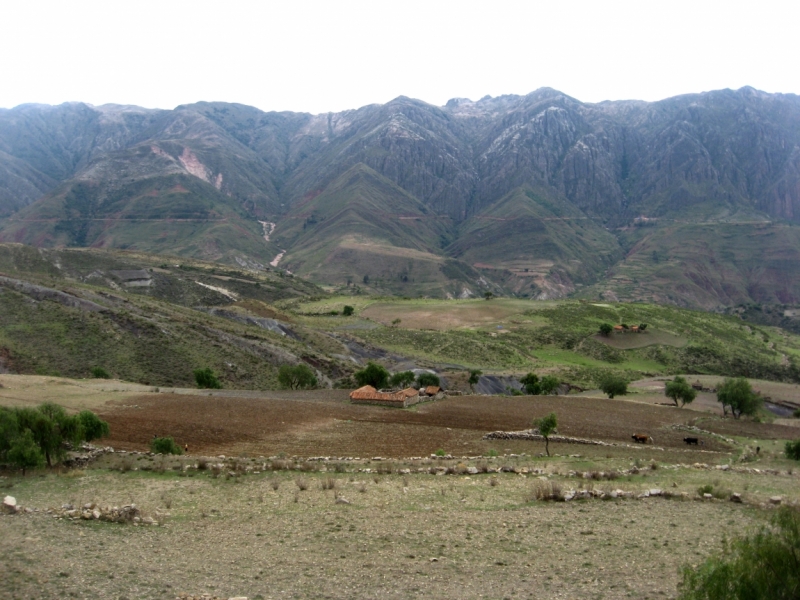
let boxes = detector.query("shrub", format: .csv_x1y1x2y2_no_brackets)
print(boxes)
78,410,110,442
435,449,446,456
468,369,482,391
539,375,560,395
150,437,183,455
389,371,415,388
785,439,800,460
416,372,440,388
90,366,110,379
354,362,390,389
277,364,318,389
679,506,800,599
295,477,309,491
194,368,222,389
599,323,613,337
793,409,800,419
598,373,628,398
520,373,540,395
342,305,354,316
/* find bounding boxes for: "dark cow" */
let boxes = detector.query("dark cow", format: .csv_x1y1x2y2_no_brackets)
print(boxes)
632,434,651,444
683,437,699,445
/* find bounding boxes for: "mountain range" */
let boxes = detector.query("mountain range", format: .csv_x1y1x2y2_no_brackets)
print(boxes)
1,86,800,308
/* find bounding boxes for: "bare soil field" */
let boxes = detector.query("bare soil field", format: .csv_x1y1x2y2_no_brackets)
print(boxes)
360,299,542,330
594,330,687,349
0,462,786,600
94,390,754,459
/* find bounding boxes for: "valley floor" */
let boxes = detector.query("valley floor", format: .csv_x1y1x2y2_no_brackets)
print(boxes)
1,375,799,599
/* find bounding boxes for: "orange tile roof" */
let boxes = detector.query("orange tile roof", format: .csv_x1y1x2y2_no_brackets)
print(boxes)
424,386,441,395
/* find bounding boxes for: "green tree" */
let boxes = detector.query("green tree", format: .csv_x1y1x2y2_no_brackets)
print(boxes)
0,407,19,459
389,371,415,388
91,366,110,379
785,439,800,460
534,413,558,457
598,373,628,399
665,376,697,408
717,377,763,419
599,323,613,337
8,429,44,475
150,436,183,455
468,369,482,392
520,373,541,395
277,364,318,390
678,506,800,600
484,291,494,300
342,305,355,316
354,362,390,389
639,323,648,331
417,372,441,388
194,367,222,389
539,375,560,395
16,404,82,467
78,410,110,442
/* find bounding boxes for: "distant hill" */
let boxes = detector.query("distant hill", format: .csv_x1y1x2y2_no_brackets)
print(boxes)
2,88,800,306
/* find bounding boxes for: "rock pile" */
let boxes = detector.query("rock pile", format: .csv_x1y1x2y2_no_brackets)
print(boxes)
483,429,613,446
50,502,160,525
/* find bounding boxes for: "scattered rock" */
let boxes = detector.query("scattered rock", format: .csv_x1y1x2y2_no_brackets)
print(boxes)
335,496,351,505
730,493,743,503
3,495,18,514
770,496,782,505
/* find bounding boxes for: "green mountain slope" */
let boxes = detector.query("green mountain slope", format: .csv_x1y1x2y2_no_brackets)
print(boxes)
447,187,623,298
581,222,800,308
0,244,345,388
0,160,278,266
273,164,481,296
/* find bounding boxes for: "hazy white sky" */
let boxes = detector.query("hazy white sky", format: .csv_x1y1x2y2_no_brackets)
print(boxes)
2,0,797,114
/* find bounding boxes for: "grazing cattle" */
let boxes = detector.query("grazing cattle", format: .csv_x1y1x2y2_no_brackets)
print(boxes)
683,437,699,445
632,434,650,444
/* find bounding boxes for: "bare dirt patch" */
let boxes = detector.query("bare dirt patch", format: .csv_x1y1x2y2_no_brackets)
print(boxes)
96,391,740,458
361,299,538,330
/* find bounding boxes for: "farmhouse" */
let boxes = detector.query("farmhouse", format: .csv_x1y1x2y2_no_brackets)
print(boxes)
349,385,421,408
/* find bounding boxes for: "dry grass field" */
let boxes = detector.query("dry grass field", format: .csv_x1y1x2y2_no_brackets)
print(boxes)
2,374,800,599
360,299,544,330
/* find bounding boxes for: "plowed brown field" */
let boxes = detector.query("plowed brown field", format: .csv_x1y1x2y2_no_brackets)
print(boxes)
96,391,797,459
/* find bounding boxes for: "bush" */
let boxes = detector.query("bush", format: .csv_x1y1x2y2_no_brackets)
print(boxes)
793,409,800,419
354,362,390,389
599,323,613,337
194,368,222,389
342,305,354,316
150,437,183,455
785,439,800,460
679,506,800,599
389,371,415,388
78,410,110,442
416,372,441,388
277,364,318,389
520,373,540,395
90,366,110,379
539,375,560,395
598,373,628,398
